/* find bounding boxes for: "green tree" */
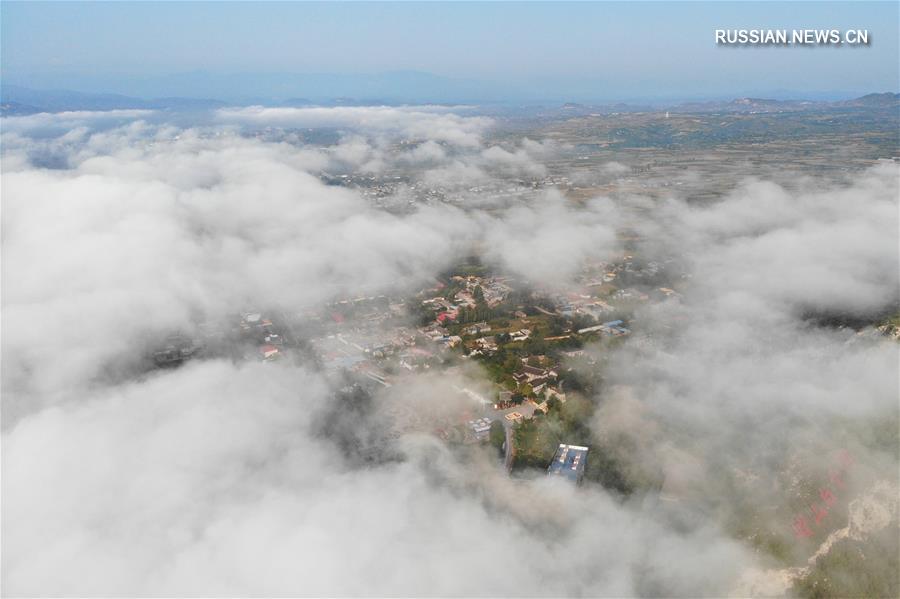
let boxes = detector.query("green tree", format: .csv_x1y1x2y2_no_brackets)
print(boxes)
546,397,561,413
503,354,521,372
473,285,485,305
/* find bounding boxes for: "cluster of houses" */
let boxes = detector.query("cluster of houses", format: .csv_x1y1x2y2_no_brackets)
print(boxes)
458,275,512,308
612,288,650,302
471,336,499,356
417,321,463,351
240,312,285,362
464,321,492,336
467,417,494,440
422,295,460,324
303,294,453,384
421,275,513,324
562,255,686,318
512,360,559,396
556,291,623,312
488,357,568,417
509,328,532,342
558,296,615,320
151,333,201,367
577,319,631,337
310,323,430,385
876,322,900,341
150,310,292,369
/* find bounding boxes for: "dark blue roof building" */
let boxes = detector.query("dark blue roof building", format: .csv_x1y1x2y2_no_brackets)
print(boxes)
547,444,589,484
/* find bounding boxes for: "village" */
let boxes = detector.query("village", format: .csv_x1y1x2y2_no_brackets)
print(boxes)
185,250,690,483
145,251,690,483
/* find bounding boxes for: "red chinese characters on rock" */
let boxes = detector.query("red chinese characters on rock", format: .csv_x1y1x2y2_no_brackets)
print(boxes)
836,449,855,468
793,515,813,538
828,468,845,490
791,449,854,540
811,503,828,525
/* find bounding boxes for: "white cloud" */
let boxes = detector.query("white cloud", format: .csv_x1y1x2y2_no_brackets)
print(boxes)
2,360,750,597
2,109,897,597
216,105,493,147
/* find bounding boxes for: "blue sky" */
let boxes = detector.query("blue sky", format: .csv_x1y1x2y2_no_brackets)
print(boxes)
2,2,898,101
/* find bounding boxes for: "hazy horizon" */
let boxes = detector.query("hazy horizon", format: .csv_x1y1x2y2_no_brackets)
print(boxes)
3,1,898,103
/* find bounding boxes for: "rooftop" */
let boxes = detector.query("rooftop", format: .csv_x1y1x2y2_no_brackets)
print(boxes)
547,444,589,483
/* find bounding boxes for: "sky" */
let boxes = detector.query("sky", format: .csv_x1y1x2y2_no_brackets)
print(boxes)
2,1,898,102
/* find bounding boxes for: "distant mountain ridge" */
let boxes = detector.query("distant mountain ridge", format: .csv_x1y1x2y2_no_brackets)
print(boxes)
842,92,900,107
0,84,226,115
1,83,897,116
554,93,899,116
2,70,490,106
